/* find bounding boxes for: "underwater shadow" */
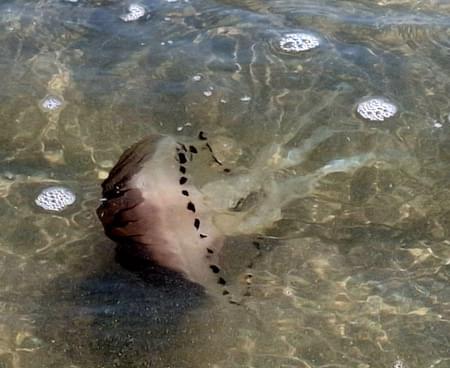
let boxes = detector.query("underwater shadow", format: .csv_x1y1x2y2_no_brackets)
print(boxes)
33,238,207,368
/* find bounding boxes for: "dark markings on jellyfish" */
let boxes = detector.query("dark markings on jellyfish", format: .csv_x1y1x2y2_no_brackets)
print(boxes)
187,202,196,213
200,234,208,239
222,290,230,296
245,241,265,270
205,143,223,166
179,177,188,185
178,152,187,164
218,277,226,285
112,184,127,197
181,190,189,196
206,248,213,253
176,142,188,152
210,265,220,273
179,166,186,174
223,168,231,173
231,197,244,212
189,145,198,154
100,135,163,199
194,218,200,229
109,202,141,226
198,131,207,140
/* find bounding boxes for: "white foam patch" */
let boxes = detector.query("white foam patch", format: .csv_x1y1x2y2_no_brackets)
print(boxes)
120,4,147,22
392,359,408,368
357,97,398,121
40,95,64,112
35,187,76,212
279,33,320,53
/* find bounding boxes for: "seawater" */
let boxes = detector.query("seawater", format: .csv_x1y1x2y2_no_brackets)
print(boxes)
0,0,449,367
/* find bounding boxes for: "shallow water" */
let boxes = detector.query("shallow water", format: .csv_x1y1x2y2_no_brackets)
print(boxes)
0,0,449,367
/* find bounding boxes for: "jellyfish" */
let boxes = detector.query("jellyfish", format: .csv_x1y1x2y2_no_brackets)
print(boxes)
97,131,373,298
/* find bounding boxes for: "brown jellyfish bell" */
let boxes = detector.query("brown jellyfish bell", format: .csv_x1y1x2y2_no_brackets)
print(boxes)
96,134,229,294
97,130,374,301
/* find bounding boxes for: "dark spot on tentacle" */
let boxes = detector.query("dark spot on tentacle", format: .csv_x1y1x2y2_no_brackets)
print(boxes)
182,190,189,196
252,241,261,250
200,234,208,239
218,277,226,285
187,202,196,212
206,143,223,166
179,166,186,174
179,177,187,185
210,265,220,273
231,198,244,212
206,248,213,253
189,145,198,154
222,290,230,296
198,131,207,140
223,168,231,173
194,218,200,229
176,142,188,152
178,152,187,164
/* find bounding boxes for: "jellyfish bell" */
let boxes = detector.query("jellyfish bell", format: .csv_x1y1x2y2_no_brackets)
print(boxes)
97,134,228,296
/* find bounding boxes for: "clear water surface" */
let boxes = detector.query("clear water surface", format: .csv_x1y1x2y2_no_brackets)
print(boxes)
0,0,449,367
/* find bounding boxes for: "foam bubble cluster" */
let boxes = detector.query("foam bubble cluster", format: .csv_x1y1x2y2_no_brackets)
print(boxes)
279,33,320,53
40,95,63,112
35,187,76,212
392,359,408,368
356,97,397,121
120,4,147,22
